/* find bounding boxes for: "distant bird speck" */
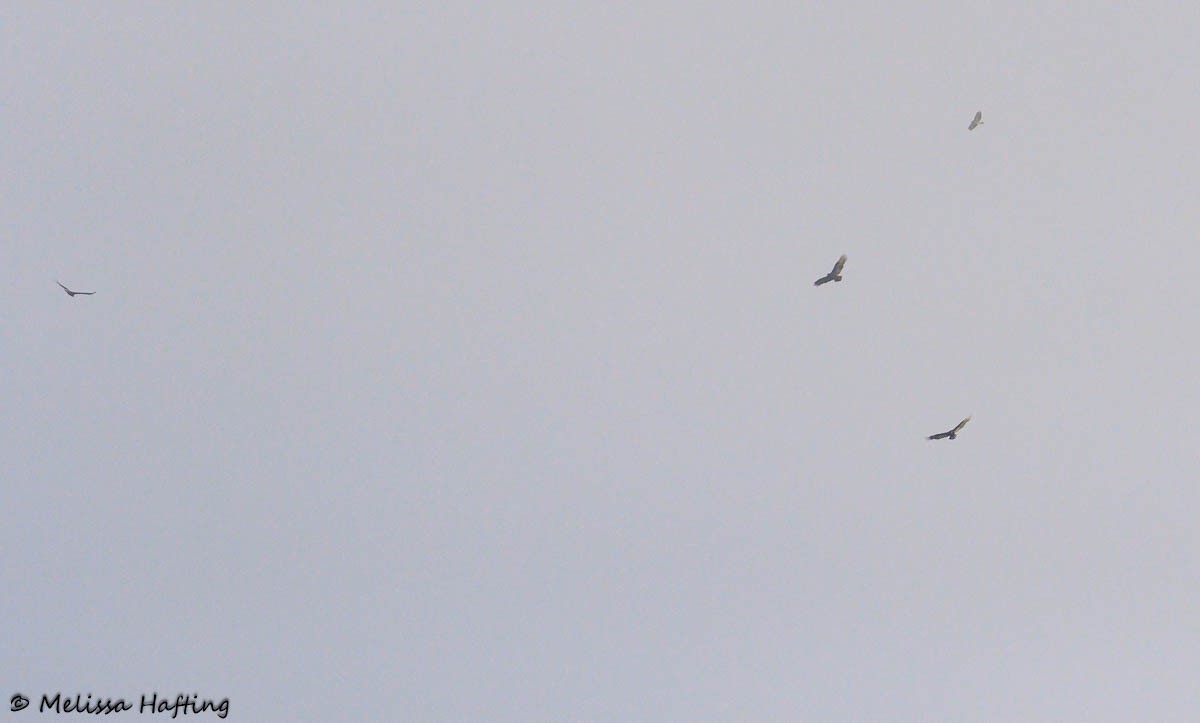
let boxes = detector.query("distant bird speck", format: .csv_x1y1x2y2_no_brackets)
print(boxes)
57,281,95,297
928,416,971,440
813,254,848,287
968,111,983,131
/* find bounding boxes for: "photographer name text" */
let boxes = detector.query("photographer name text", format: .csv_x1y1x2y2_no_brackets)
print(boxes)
9,692,229,718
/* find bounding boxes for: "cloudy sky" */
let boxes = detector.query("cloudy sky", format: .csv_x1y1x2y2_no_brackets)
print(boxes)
6,3,1200,721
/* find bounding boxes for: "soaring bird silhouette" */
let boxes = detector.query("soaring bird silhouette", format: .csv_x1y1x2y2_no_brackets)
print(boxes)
57,281,95,297
928,416,971,440
813,255,847,286
968,111,983,131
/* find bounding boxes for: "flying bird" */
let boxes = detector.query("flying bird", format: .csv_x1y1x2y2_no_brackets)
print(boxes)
968,111,983,131
928,416,971,440
813,254,848,286
57,281,95,297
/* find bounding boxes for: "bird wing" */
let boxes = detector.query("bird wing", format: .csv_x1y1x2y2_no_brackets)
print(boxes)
76,291,96,295
968,111,981,130
814,275,832,286
57,281,70,292
928,431,951,440
831,254,847,275
952,416,971,433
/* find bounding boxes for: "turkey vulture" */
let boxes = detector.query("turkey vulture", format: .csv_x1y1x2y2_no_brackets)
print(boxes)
928,416,971,440
813,254,848,286
57,281,95,297
968,111,983,131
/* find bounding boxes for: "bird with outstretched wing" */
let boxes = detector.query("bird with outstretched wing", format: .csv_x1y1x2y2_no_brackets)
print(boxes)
928,416,971,440
968,111,983,131
57,281,95,297
813,254,848,286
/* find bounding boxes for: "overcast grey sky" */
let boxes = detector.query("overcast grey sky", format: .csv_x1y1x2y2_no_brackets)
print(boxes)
6,3,1200,721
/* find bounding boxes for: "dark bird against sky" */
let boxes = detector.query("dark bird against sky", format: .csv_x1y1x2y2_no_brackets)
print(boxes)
968,111,983,131
57,281,95,297
813,254,847,287
928,416,971,440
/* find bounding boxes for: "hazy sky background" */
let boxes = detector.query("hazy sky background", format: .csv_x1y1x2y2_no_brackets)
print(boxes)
6,3,1200,721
